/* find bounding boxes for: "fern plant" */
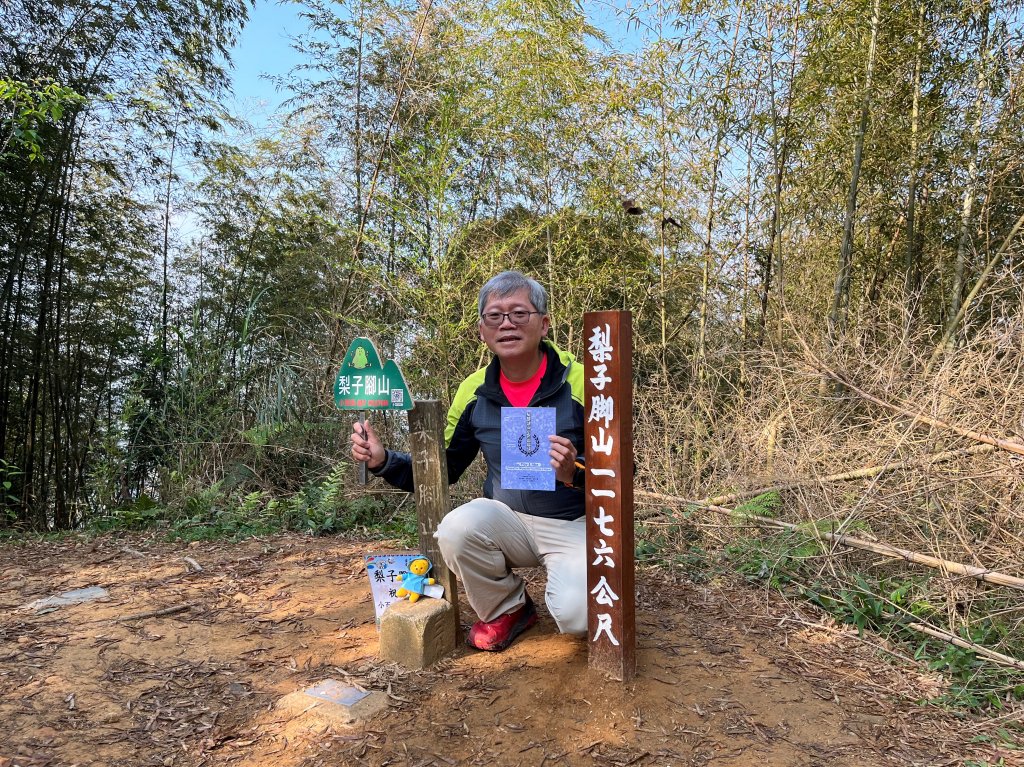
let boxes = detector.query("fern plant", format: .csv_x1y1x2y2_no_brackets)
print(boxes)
732,490,782,520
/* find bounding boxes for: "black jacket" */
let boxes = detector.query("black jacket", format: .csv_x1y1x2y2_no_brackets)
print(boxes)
372,340,586,520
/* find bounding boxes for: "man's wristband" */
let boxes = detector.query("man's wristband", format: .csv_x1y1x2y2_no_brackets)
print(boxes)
562,461,585,489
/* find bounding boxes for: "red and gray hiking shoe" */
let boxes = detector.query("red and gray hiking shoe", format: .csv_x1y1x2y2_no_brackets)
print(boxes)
467,594,538,652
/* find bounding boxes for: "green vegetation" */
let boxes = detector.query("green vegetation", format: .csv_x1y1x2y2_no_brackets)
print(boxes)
635,520,713,582
724,522,1024,714
0,78,85,164
87,468,416,545
2,0,1022,727
4,0,1022,536
965,728,1024,765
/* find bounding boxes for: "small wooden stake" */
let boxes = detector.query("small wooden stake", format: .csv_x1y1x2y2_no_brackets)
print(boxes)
408,400,460,650
583,311,636,681
357,411,368,486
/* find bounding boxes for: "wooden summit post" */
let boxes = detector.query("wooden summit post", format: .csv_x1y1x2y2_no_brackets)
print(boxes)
336,341,458,664
408,400,460,648
583,311,636,681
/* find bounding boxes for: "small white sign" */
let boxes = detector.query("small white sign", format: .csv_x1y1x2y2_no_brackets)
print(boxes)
364,553,444,628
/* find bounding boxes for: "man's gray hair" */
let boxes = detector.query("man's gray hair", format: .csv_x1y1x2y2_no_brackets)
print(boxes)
478,271,548,316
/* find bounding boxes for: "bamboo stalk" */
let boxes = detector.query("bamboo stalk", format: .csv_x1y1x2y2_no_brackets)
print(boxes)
906,622,1024,672
796,336,1024,458
636,490,1024,592
757,516,1024,590
700,443,996,507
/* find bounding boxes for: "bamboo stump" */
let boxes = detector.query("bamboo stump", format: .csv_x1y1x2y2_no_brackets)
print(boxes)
407,399,460,651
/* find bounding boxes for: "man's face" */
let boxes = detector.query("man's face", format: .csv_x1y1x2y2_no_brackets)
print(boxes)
479,288,549,364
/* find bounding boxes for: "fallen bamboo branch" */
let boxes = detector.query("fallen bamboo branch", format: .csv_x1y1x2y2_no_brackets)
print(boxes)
797,337,1024,458
906,622,1024,672
756,516,1024,591
701,443,997,507
636,490,1024,592
116,604,192,622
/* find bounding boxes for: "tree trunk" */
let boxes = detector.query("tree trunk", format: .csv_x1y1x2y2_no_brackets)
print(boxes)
696,9,743,380
828,0,881,343
20,120,78,528
161,122,178,386
758,0,801,343
950,1,991,322
0,183,38,468
739,84,759,399
904,0,926,299
657,16,669,381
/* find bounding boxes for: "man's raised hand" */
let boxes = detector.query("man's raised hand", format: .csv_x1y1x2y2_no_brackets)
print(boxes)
548,435,577,486
350,420,386,471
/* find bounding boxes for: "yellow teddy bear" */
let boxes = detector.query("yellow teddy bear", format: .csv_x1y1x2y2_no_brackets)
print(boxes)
395,556,436,602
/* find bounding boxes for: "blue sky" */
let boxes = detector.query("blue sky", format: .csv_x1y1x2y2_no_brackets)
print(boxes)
227,0,309,123
226,1,646,127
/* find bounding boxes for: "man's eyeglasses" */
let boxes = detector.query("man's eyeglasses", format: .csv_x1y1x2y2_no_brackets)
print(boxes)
480,310,542,327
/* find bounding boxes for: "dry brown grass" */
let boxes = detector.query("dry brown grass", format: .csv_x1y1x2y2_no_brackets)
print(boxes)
632,293,1024,677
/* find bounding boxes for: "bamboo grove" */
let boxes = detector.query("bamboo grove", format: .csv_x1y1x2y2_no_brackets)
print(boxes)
1,0,1022,558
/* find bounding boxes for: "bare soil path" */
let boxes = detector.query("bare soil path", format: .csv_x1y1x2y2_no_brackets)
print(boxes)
0,533,1013,766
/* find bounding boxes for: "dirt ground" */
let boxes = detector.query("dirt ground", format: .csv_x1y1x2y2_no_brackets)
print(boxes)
0,532,1018,767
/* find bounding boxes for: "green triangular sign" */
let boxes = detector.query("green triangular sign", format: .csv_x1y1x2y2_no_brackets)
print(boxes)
334,338,413,411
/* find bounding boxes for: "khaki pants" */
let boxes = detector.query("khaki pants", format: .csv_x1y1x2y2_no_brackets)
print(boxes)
435,498,587,635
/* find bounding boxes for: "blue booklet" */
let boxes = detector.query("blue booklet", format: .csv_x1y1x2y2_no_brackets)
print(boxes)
500,407,556,491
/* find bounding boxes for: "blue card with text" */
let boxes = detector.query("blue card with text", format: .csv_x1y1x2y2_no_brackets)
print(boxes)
500,407,556,491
